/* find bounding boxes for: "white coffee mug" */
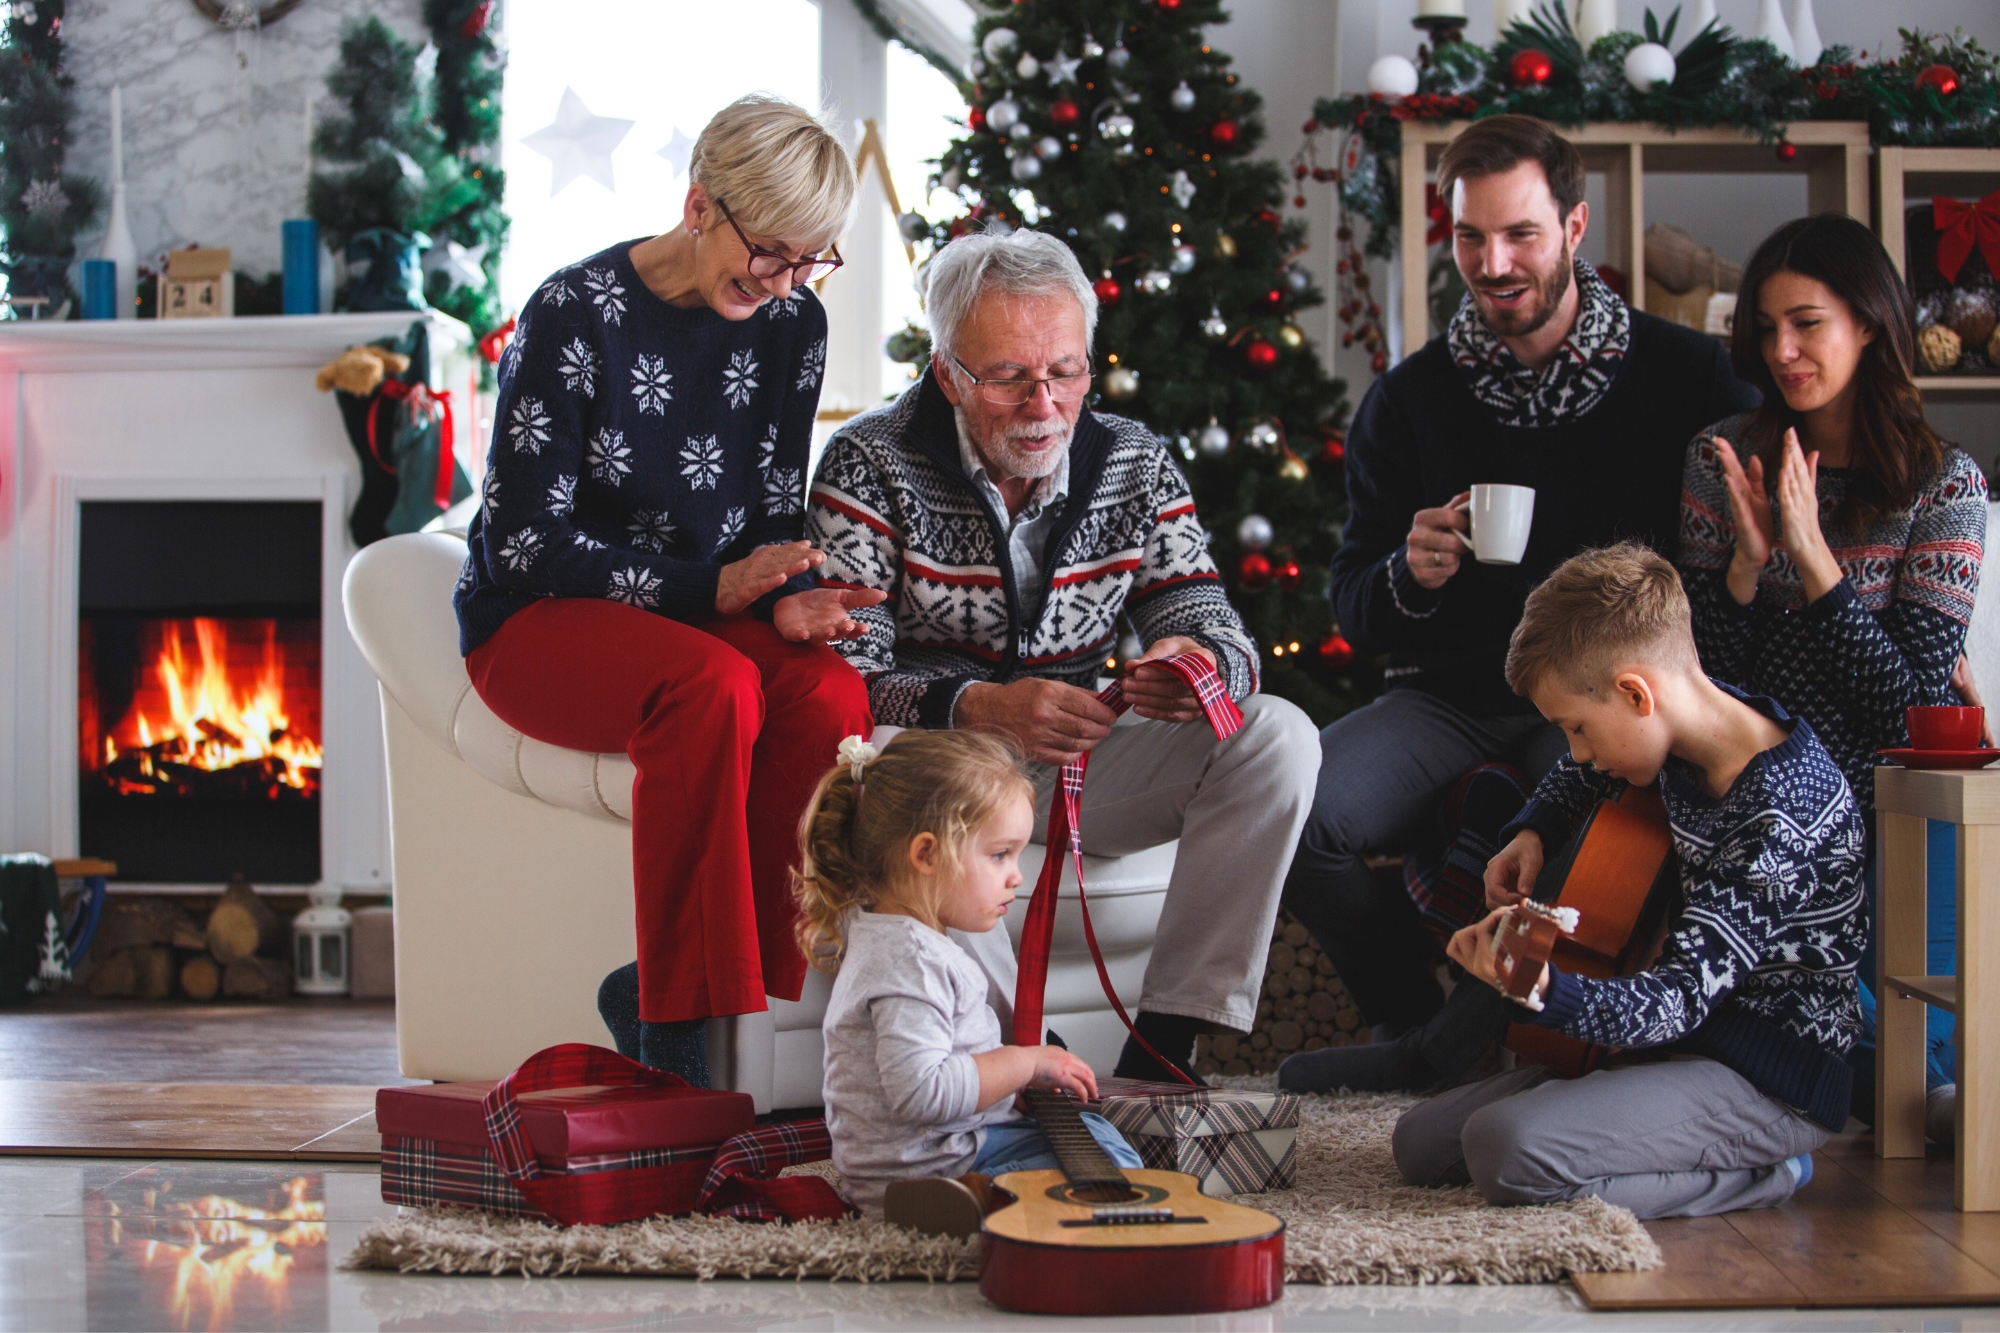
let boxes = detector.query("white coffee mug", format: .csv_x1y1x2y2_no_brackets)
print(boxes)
1451,484,1536,565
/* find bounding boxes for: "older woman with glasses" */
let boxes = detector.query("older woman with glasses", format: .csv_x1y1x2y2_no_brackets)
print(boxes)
455,94,884,1085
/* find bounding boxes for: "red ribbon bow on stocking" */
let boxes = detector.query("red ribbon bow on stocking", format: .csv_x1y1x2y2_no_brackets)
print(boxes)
367,379,458,508
1010,652,1243,1084
1932,190,2000,285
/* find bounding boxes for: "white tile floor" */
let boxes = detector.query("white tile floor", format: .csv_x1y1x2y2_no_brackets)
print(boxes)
2,1157,1996,1332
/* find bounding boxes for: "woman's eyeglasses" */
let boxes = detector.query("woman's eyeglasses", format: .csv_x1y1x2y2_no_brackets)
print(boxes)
949,354,1094,406
716,200,843,284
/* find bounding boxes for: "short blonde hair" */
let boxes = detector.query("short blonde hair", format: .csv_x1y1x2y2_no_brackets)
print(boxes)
793,730,1033,970
1505,543,1699,698
691,94,854,249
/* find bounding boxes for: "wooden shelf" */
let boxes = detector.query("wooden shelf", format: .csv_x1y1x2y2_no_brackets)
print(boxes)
1876,148,2000,389
1917,377,2000,393
1885,974,1959,1014
1394,121,1869,360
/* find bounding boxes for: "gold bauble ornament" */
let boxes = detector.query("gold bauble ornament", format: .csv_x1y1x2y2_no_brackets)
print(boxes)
1104,364,1141,399
1919,322,1963,374
1277,448,1309,481
1277,321,1306,350
1214,232,1238,260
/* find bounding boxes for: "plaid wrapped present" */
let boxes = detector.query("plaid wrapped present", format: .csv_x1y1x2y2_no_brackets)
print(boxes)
376,1044,754,1225
1097,1087,1301,1196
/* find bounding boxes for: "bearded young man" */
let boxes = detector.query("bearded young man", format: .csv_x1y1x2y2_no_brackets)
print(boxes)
1278,115,1761,1093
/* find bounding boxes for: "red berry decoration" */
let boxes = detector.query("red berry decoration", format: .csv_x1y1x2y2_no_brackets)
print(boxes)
1321,434,1345,464
1092,276,1123,306
1371,350,1388,373
1050,99,1081,128
1158,0,1182,8
968,105,987,133
1209,119,1239,146
1509,48,1553,87
1917,63,1960,96
1264,288,1284,306
1319,632,1355,668
1246,338,1280,369
1238,552,1272,590
1258,208,1280,228
1775,139,1797,162
1274,558,1302,592
1294,195,1308,209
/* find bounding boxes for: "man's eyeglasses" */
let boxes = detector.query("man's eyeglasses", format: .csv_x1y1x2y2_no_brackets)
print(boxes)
716,200,843,284
949,354,1093,406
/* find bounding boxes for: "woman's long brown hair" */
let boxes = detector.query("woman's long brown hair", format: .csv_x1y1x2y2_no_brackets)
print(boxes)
1729,213,1944,536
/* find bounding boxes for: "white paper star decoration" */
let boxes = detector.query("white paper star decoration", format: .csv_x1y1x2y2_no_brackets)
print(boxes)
657,127,697,180
522,87,636,196
424,239,490,292
1043,47,1081,85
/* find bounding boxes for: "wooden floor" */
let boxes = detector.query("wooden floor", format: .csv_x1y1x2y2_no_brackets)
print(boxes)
0,1080,381,1160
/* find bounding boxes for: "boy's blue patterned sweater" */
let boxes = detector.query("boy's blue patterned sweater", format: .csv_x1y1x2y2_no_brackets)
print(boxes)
1500,685,1867,1130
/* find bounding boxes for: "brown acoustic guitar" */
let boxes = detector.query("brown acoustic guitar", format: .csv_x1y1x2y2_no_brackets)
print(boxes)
977,1087,1286,1316
1493,782,1677,1077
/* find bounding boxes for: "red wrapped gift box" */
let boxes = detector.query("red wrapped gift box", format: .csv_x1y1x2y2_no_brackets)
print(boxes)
377,1045,755,1224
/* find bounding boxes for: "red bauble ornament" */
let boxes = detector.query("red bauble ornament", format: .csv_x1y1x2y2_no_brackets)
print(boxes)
1371,351,1388,373
1775,140,1797,162
1917,63,1960,96
459,0,492,37
1238,552,1272,590
1246,338,1280,369
1509,49,1553,87
1264,288,1284,306
1210,119,1239,146
1319,632,1355,668
1092,276,1123,305
1050,99,1081,127
1274,558,1302,592
1158,0,1182,8
1258,208,1281,228
1321,434,1345,464
968,105,987,133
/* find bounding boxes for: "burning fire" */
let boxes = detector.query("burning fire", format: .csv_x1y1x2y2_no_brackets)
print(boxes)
96,618,321,797
102,1177,326,1332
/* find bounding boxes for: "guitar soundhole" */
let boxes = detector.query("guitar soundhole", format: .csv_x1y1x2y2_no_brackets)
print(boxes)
1048,1181,1167,1207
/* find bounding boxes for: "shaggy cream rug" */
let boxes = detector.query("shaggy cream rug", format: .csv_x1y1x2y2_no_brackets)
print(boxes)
346,1089,1661,1285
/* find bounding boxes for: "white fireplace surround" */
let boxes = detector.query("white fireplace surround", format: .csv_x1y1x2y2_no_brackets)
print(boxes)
0,313,473,893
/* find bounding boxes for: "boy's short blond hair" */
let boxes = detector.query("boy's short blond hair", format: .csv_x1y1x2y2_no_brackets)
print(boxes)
691,94,854,250
1505,543,1699,698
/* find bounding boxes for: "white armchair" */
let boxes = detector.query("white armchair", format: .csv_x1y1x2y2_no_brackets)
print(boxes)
341,530,1177,1111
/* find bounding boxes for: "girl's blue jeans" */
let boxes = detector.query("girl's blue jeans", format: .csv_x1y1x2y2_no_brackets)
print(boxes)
973,1113,1143,1176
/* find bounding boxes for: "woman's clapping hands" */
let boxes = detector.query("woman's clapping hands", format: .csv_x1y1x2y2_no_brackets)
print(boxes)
1714,430,1842,605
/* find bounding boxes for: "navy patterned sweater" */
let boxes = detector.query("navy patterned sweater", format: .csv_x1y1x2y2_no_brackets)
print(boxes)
1679,416,1987,811
1501,686,1867,1130
454,240,828,655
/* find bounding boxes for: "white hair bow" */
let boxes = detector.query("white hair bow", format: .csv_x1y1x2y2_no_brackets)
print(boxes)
836,735,878,787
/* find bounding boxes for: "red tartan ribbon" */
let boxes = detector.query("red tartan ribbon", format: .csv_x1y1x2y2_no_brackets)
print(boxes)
1933,190,2000,285
368,379,457,508
697,1119,850,1223
1010,653,1243,1083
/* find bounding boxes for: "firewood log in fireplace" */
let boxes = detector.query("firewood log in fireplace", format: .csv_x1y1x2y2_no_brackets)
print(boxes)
221,956,293,999
206,876,281,965
179,955,221,1001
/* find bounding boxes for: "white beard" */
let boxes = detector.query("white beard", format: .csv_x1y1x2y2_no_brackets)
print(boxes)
959,407,1072,481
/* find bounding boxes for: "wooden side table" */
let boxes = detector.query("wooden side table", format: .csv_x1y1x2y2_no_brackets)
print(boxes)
1874,766,1999,1210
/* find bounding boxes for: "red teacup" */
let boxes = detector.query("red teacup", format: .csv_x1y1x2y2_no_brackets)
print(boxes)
1906,705,1985,752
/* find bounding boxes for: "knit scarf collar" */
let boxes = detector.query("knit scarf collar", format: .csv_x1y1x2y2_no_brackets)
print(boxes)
1447,258,1630,429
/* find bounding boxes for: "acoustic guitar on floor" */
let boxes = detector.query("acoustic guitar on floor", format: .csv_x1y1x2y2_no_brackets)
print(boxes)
977,1086,1285,1316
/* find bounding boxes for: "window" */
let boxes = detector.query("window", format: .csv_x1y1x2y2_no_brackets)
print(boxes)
498,0,822,310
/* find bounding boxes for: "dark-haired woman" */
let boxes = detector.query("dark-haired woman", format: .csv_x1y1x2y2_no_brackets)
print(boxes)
1678,212,1986,1134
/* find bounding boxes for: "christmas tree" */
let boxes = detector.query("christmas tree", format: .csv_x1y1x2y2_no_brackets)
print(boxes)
911,0,1359,723
420,0,508,340
0,0,101,312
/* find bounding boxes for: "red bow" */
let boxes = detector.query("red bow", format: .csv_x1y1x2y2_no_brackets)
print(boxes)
1424,182,1451,248
1932,190,2000,285
369,380,458,508
478,315,516,365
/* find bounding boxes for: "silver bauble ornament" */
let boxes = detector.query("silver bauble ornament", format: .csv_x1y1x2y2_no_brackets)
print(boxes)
1015,52,1040,79
1170,80,1197,112
897,211,929,243
1236,514,1275,550
966,55,986,79
1034,135,1063,161
1104,365,1141,399
1100,112,1135,140
986,98,1021,133
1104,210,1128,232
1010,153,1043,182
940,166,963,192
1197,421,1231,457
1081,32,1105,59
1200,307,1228,339
1169,243,1198,274
1283,265,1311,295
1245,421,1281,452
1137,268,1172,295
1107,42,1131,68
982,26,1018,60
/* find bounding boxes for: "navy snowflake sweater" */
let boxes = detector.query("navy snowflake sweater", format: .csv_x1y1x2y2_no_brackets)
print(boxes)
1501,686,1867,1130
454,240,828,656
1679,415,1988,812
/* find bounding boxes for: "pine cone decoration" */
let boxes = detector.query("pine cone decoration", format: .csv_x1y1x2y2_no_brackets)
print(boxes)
1919,322,1964,374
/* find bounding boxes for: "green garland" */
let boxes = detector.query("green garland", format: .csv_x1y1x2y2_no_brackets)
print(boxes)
846,0,969,94
0,0,101,313
1313,16,2000,259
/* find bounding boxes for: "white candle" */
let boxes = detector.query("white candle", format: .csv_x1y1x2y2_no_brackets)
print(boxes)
110,84,122,185
1575,0,1618,48
1416,0,1466,15
1495,0,1537,32
303,92,314,191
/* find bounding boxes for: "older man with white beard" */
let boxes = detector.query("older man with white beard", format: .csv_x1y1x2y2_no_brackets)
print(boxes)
807,228,1320,1083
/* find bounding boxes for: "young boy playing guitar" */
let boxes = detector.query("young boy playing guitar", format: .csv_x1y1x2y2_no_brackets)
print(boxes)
1392,543,1867,1218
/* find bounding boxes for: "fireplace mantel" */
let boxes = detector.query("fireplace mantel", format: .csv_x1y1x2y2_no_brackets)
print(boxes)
0,310,475,894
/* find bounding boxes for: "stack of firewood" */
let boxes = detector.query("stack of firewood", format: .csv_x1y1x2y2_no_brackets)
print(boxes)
1194,914,1364,1078
83,876,292,1000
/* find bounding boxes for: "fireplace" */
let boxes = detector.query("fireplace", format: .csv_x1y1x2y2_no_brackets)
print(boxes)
77,502,323,884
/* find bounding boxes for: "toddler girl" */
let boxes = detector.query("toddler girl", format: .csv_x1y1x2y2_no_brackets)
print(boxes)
796,729,1142,1217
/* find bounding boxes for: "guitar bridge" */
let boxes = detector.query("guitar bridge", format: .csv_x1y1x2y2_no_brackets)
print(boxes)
1059,1206,1207,1227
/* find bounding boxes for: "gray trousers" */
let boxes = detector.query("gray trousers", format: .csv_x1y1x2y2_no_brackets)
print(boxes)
954,694,1321,1032
1392,1056,1829,1219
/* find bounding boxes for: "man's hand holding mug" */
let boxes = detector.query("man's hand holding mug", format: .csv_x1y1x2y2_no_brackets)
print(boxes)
1406,490,1473,590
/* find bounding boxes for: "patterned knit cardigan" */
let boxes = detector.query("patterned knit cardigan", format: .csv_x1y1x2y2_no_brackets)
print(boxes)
806,371,1257,729
1678,413,1987,810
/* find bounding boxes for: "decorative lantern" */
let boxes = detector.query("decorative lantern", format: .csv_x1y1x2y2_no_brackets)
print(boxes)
293,888,353,995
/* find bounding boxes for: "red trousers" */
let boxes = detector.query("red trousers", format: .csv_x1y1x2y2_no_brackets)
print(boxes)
466,598,873,1022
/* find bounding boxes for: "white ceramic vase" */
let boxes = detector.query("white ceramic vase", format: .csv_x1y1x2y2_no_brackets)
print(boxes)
1754,0,1797,62
100,85,138,319
1686,0,1719,35
1787,0,1823,66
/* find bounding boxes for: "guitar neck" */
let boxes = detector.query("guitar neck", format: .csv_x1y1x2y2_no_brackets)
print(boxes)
1020,1087,1128,1194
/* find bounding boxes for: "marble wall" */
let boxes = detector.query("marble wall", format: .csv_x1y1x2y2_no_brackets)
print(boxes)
61,0,427,278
